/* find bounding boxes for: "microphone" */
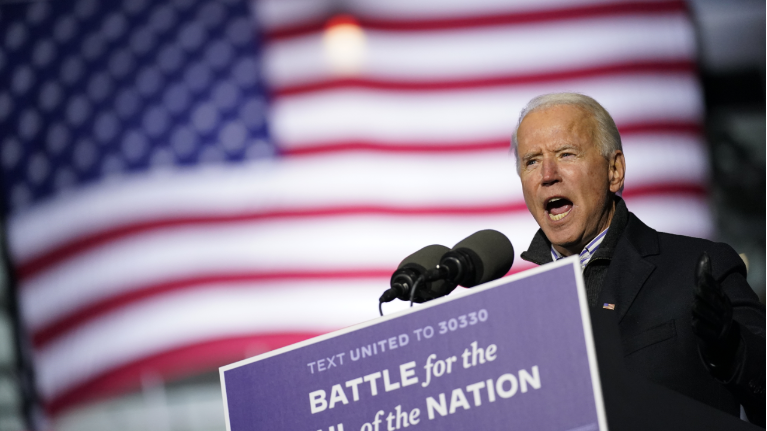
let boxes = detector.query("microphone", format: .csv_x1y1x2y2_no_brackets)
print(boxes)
378,230,513,316
434,229,514,288
380,244,452,304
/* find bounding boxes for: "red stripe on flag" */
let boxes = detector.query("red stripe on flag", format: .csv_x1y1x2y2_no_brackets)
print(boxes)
273,61,697,97
281,140,512,156
45,333,325,416
16,203,530,281
32,270,392,349
624,183,706,197
265,0,688,40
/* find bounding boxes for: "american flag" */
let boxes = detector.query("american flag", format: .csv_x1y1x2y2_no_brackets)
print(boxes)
0,0,708,417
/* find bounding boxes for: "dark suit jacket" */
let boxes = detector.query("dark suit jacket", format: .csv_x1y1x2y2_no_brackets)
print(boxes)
522,201,766,425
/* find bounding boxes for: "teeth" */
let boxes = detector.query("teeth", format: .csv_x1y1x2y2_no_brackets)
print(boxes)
548,208,571,221
548,197,562,204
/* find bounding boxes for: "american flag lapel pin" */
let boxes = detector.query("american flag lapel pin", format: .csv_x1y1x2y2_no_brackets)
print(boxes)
603,303,615,310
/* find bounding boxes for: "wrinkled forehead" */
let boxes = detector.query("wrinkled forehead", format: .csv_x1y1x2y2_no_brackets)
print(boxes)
517,104,598,150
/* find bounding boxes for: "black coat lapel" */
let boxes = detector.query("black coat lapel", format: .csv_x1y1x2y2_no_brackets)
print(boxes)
600,213,659,322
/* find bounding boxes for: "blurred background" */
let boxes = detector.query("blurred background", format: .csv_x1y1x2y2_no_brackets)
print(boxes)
0,0,763,429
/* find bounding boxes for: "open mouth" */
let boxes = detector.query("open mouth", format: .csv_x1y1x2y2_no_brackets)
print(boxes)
545,197,573,221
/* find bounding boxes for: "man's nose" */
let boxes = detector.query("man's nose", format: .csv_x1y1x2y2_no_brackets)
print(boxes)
541,158,560,186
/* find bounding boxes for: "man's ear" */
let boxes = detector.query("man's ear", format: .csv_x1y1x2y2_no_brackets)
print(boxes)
608,150,626,193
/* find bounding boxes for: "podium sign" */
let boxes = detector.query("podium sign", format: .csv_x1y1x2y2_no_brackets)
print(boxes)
220,257,607,431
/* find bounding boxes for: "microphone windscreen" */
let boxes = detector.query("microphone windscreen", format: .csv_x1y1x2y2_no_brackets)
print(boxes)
452,229,514,286
398,244,451,271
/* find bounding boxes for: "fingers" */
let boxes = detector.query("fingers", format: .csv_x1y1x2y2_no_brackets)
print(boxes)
691,252,739,377
695,252,712,286
694,272,725,307
692,254,728,342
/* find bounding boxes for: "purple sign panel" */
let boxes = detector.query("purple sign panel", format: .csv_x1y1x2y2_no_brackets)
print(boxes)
220,257,606,431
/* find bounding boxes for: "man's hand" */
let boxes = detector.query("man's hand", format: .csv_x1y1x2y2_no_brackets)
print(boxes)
691,252,741,380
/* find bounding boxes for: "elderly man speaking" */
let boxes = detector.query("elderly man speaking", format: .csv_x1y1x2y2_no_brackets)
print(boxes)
512,93,765,425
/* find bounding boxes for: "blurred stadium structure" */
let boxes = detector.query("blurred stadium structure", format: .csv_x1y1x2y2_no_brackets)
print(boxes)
0,0,762,429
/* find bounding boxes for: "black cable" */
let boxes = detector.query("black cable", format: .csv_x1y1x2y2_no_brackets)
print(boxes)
380,273,426,316
409,274,425,308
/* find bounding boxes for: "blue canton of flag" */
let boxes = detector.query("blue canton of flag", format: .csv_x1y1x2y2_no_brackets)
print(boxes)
0,0,271,214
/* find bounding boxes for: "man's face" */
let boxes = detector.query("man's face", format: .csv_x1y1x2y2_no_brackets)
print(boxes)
516,104,624,255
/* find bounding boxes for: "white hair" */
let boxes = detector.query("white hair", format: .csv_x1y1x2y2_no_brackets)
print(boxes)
510,93,622,173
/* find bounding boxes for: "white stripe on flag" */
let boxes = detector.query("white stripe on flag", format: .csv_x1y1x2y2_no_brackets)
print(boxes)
270,75,702,146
